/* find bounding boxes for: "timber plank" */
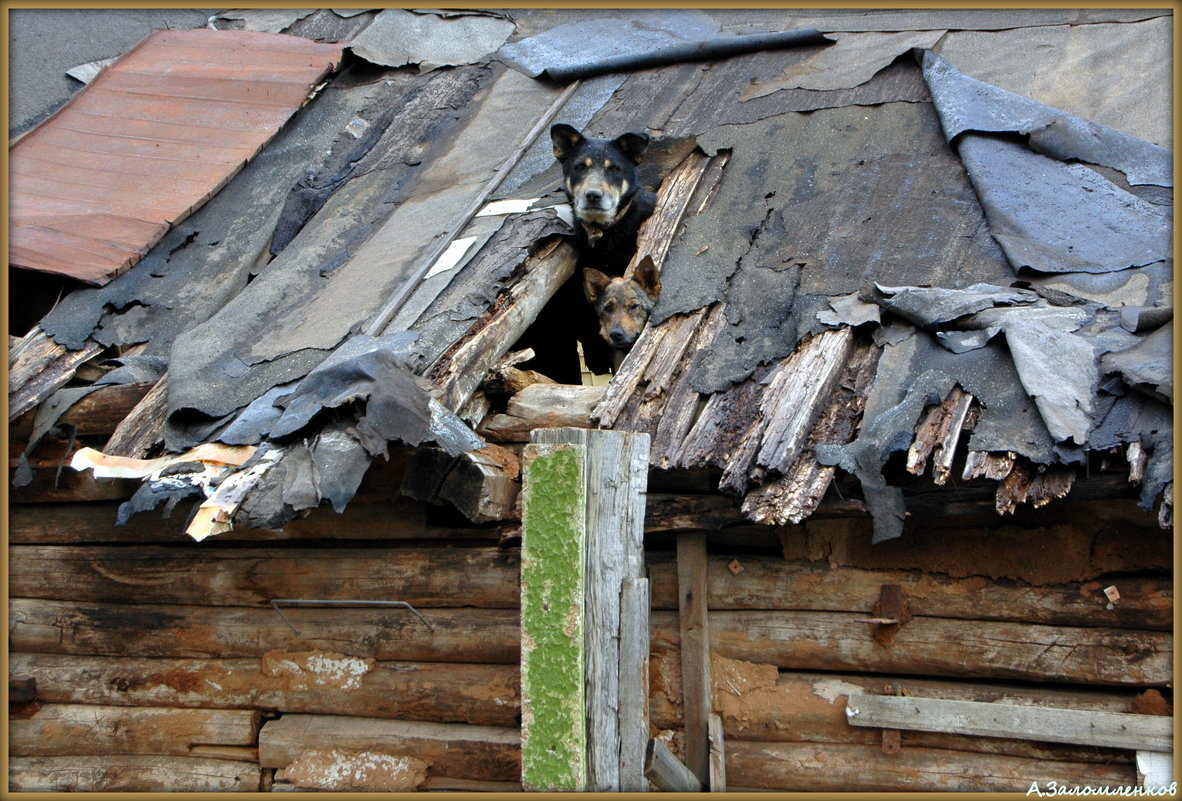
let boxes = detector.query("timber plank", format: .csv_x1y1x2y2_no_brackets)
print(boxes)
677,532,713,785
10,382,154,440
10,703,260,757
725,740,1137,792
9,327,104,421
650,663,1142,763
650,610,1172,685
10,653,520,727
103,373,169,457
259,714,520,783
9,755,262,792
845,694,1173,753
10,599,520,663
479,384,606,443
9,544,521,608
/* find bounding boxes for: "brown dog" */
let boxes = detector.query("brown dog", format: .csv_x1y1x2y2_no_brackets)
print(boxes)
583,255,661,370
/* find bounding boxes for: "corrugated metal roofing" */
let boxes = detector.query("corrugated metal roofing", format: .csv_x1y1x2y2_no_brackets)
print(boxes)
9,29,344,286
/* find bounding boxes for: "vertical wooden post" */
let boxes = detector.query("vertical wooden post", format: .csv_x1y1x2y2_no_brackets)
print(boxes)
527,427,650,792
619,576,651,791
677,531,712,786
520,440,587,791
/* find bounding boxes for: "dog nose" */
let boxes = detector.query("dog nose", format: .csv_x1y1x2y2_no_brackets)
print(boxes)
584,190,603,205
609,328,628,345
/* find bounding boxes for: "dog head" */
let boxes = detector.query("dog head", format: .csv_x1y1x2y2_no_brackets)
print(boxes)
551,123,649,233
583,256,662,351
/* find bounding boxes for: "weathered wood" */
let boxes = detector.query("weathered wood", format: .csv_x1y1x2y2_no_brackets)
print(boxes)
845,694,1173,753
260,714,520,783
1027,465,1077,508
9,755,262,792
531,428,651,792
651,661,1143,762
10,544,521,608
725,741,1137,793
645,738,703,792
9,327,104,421
430,238,578,412
907,385,973,483
10,382,154,440
643,554,1172,630
10,653,520,726
479,383,606,443
276,746,429,792
676,531,713,785
103,373,169,457
742,337,880,525
7,496,505,544
9,466,140,503
619,577,652,792
520,440,587,791
11,673,37,704
401,445,521,523
650,610,1172,686
708,713,727,791
962,450,1016,481
626,150,713,275
10,599,520,663
481,348,557,399
931,388,974,485
10,703,260,757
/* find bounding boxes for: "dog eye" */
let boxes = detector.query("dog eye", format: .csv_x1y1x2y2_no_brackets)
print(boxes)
573,162,588,172
629,302,642,311
607,163,621,173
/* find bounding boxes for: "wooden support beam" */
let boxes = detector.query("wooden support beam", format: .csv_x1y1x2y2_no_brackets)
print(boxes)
478,384,606,443
10,382,155,440
400,444,520,523
103,373,169,458
676,531,713,785
529,428,651,792
644,738,703,792
846,694,1174,753
708,712,727,791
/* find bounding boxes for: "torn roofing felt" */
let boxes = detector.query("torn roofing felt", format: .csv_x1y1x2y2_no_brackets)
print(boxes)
497,9,830,82
921,51,1172,276
9,29,345,286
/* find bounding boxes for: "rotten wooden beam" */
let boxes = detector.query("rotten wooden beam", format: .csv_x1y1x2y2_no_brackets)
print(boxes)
9,327,104,422
429,237,578,413
478,383,606,443
103,373,169,458
644,738,703,792
400,444,521,523
10,381,155,440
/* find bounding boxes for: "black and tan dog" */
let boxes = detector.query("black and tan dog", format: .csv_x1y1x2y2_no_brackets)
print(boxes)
550,123,657,276
583,255,661,370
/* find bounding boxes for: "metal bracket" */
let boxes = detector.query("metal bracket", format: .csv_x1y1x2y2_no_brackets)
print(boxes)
269,599,435,636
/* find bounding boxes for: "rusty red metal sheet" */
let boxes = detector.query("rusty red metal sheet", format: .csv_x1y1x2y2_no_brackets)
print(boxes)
9,29,345,286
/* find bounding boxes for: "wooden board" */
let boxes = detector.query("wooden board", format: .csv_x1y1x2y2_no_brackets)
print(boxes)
676,531,713,785
845,694,1173,753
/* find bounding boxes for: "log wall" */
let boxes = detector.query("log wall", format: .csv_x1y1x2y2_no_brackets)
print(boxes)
11,439,1171,792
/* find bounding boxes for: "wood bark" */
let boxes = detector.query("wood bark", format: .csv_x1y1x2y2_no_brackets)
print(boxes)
10,544,521,608
9,755,262,792
10,703,260,757
10,599,520,663
259,714,520,783
725,741,1137,793
650,610,1172,686
10,653,520,726
644,554,1172,630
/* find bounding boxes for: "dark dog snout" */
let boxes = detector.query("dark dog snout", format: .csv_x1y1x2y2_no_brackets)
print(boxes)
584,190,603,205
609,327,628,346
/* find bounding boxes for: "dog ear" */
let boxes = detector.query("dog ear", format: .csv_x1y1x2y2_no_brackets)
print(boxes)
613,131,650,164
583,268,611,304
634,255,661,300
551,124,583,162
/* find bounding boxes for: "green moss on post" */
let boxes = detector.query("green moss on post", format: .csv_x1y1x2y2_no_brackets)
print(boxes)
520,442,586,792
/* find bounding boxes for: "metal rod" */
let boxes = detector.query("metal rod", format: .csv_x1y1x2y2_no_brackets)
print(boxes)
363,77,582,338
270,599,435,635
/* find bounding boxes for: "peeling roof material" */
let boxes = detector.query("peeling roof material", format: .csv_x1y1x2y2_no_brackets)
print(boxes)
9,29,345,286
350,9,515,72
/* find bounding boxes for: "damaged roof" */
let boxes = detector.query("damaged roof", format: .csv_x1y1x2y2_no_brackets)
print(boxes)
9,8,1173,542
